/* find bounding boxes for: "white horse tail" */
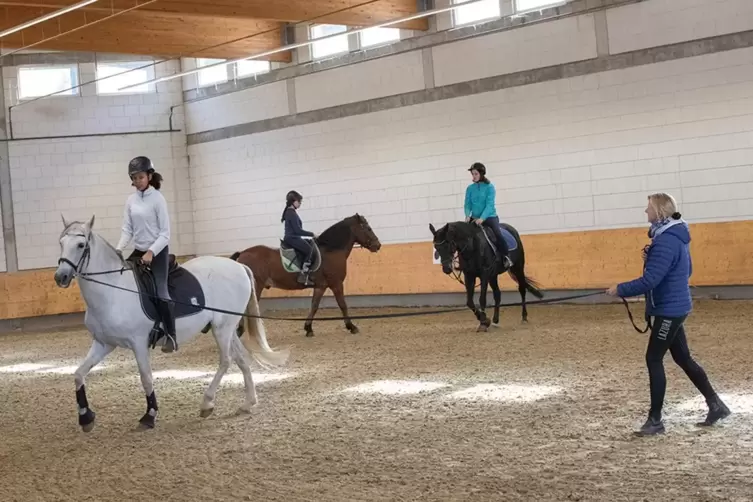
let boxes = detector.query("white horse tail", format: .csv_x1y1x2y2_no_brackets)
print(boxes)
238,263,290,369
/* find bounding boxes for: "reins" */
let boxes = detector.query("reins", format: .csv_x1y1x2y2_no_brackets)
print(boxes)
60,227,651,329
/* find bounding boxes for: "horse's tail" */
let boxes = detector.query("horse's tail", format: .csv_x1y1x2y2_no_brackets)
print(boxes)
237,263,290,368
229,251,241,261
509,270,544,299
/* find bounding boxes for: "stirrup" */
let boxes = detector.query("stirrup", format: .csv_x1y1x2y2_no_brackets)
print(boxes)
161,333,178,353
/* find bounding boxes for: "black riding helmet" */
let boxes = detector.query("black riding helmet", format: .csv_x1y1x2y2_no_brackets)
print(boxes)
468,162,486,176
128,156,155,177
286,190,303,205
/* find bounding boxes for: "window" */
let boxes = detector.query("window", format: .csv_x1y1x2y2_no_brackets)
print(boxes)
235,59,270,78
196,58,228,87
17,65,78,99
515,0,563,12
359,27,401,48
453,0,501,26
96,61,153,94
310,24,350,59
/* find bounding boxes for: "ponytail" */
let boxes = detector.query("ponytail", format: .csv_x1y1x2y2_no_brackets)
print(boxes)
149,171,163,190
280,204,292,223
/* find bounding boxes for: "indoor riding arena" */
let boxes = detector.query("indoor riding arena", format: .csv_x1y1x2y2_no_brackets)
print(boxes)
2,0,753,500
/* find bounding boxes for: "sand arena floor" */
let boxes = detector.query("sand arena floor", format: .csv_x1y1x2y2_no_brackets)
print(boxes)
1,300,752,501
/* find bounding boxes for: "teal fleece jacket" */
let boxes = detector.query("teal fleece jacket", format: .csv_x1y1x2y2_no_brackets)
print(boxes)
464,181,498,220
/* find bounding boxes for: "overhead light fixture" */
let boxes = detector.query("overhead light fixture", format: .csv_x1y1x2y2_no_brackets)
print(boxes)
0,0,100,39
117,0,488,91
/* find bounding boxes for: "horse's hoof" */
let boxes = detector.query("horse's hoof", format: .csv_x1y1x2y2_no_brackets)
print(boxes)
79,408,96,432
521,319,529,324
236,405,254,415
348,326,360,335
200,407,214,418
476,325,488,333
305,331,315,338
138,413,156,429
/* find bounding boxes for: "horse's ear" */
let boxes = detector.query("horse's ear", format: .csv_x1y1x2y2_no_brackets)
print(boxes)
429,223,436,236
84,214,95,232
60,213,70,228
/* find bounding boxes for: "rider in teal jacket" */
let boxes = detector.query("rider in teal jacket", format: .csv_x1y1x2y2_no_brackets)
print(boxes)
464,162,512,268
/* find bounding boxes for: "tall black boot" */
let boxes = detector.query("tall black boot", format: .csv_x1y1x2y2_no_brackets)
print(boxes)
158,300,178,353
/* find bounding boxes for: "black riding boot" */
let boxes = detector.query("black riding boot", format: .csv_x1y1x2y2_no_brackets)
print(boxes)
158,300,178,353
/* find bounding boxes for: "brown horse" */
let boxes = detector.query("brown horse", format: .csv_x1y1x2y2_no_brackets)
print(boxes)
229,214,382,337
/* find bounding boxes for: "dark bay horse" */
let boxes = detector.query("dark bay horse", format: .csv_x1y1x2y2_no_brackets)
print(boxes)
230,214,382,337
429,220,543,332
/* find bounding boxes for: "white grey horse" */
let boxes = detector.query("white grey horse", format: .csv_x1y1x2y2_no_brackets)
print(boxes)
54,214,289,431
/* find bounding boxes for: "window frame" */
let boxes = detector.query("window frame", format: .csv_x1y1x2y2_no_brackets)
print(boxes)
94,60,156,96
514,0,566,14
17,64,80,101
196,57,229,88
358,26,402,49
310,23,350,59
452,0,502,27
234,59,271,79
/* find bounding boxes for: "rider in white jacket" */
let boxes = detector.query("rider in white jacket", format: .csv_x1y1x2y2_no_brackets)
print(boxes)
115,156,177,353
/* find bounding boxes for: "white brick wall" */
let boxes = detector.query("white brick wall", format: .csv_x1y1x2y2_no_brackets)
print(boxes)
187,46,753,256
607,0,753,55
4,59,192,271
432,14,598,87
185,80,289,134
295,51,426,113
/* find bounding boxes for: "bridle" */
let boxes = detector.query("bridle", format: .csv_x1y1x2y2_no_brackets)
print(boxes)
57,232,92,276
57,230,127,278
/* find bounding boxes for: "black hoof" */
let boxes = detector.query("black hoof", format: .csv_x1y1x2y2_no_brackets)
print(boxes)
305,332,315,338
79,408,96,432
347,325,359,335
139,412,156,429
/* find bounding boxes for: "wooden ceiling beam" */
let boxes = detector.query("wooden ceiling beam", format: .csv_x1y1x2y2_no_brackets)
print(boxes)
3,0,429,29
0,7,290,60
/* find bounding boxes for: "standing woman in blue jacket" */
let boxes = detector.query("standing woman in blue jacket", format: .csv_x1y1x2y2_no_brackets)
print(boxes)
281,190,316,286
464,162,512,269
606,192,730,435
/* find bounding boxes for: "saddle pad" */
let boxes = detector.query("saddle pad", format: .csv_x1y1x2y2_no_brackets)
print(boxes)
499,226,518,252
133,265,206,323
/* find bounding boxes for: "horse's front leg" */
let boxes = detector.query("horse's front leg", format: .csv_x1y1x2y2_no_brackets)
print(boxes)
132,343,159,428
74,340,115,432
477,274,491,332
490,274,502,325
304,287,327,337
331,282,358,334
464,273,480,322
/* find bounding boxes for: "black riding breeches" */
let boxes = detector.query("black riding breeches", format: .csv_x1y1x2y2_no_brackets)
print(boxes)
129,246,171,301
645,315,717,419
283,237,314,263
482,216,509,257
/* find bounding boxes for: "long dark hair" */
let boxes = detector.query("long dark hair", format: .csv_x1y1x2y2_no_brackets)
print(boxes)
150,171,163,190
281,190,302,222
280,204,294,223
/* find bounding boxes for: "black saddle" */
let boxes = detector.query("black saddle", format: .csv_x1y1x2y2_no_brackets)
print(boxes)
127,253,206,323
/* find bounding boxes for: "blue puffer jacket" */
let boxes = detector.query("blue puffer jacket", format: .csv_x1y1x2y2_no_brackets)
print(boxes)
464,181,498,220
617,219,693,318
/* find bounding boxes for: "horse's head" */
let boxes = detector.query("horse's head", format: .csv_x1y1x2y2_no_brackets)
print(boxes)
55,214,96,288
429,223,455,275
351,214,381,252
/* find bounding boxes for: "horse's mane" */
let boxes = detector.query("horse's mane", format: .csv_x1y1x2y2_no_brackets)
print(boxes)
317,215,358,251
446,221,481,242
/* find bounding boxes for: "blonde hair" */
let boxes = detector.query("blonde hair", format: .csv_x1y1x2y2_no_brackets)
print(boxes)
648,192,679,220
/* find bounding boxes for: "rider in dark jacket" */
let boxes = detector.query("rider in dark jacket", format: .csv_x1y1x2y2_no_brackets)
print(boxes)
281,190,316,285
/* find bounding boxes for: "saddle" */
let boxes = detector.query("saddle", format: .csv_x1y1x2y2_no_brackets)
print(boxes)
127,253,206,348
481,224,518,257
279,240,322,274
